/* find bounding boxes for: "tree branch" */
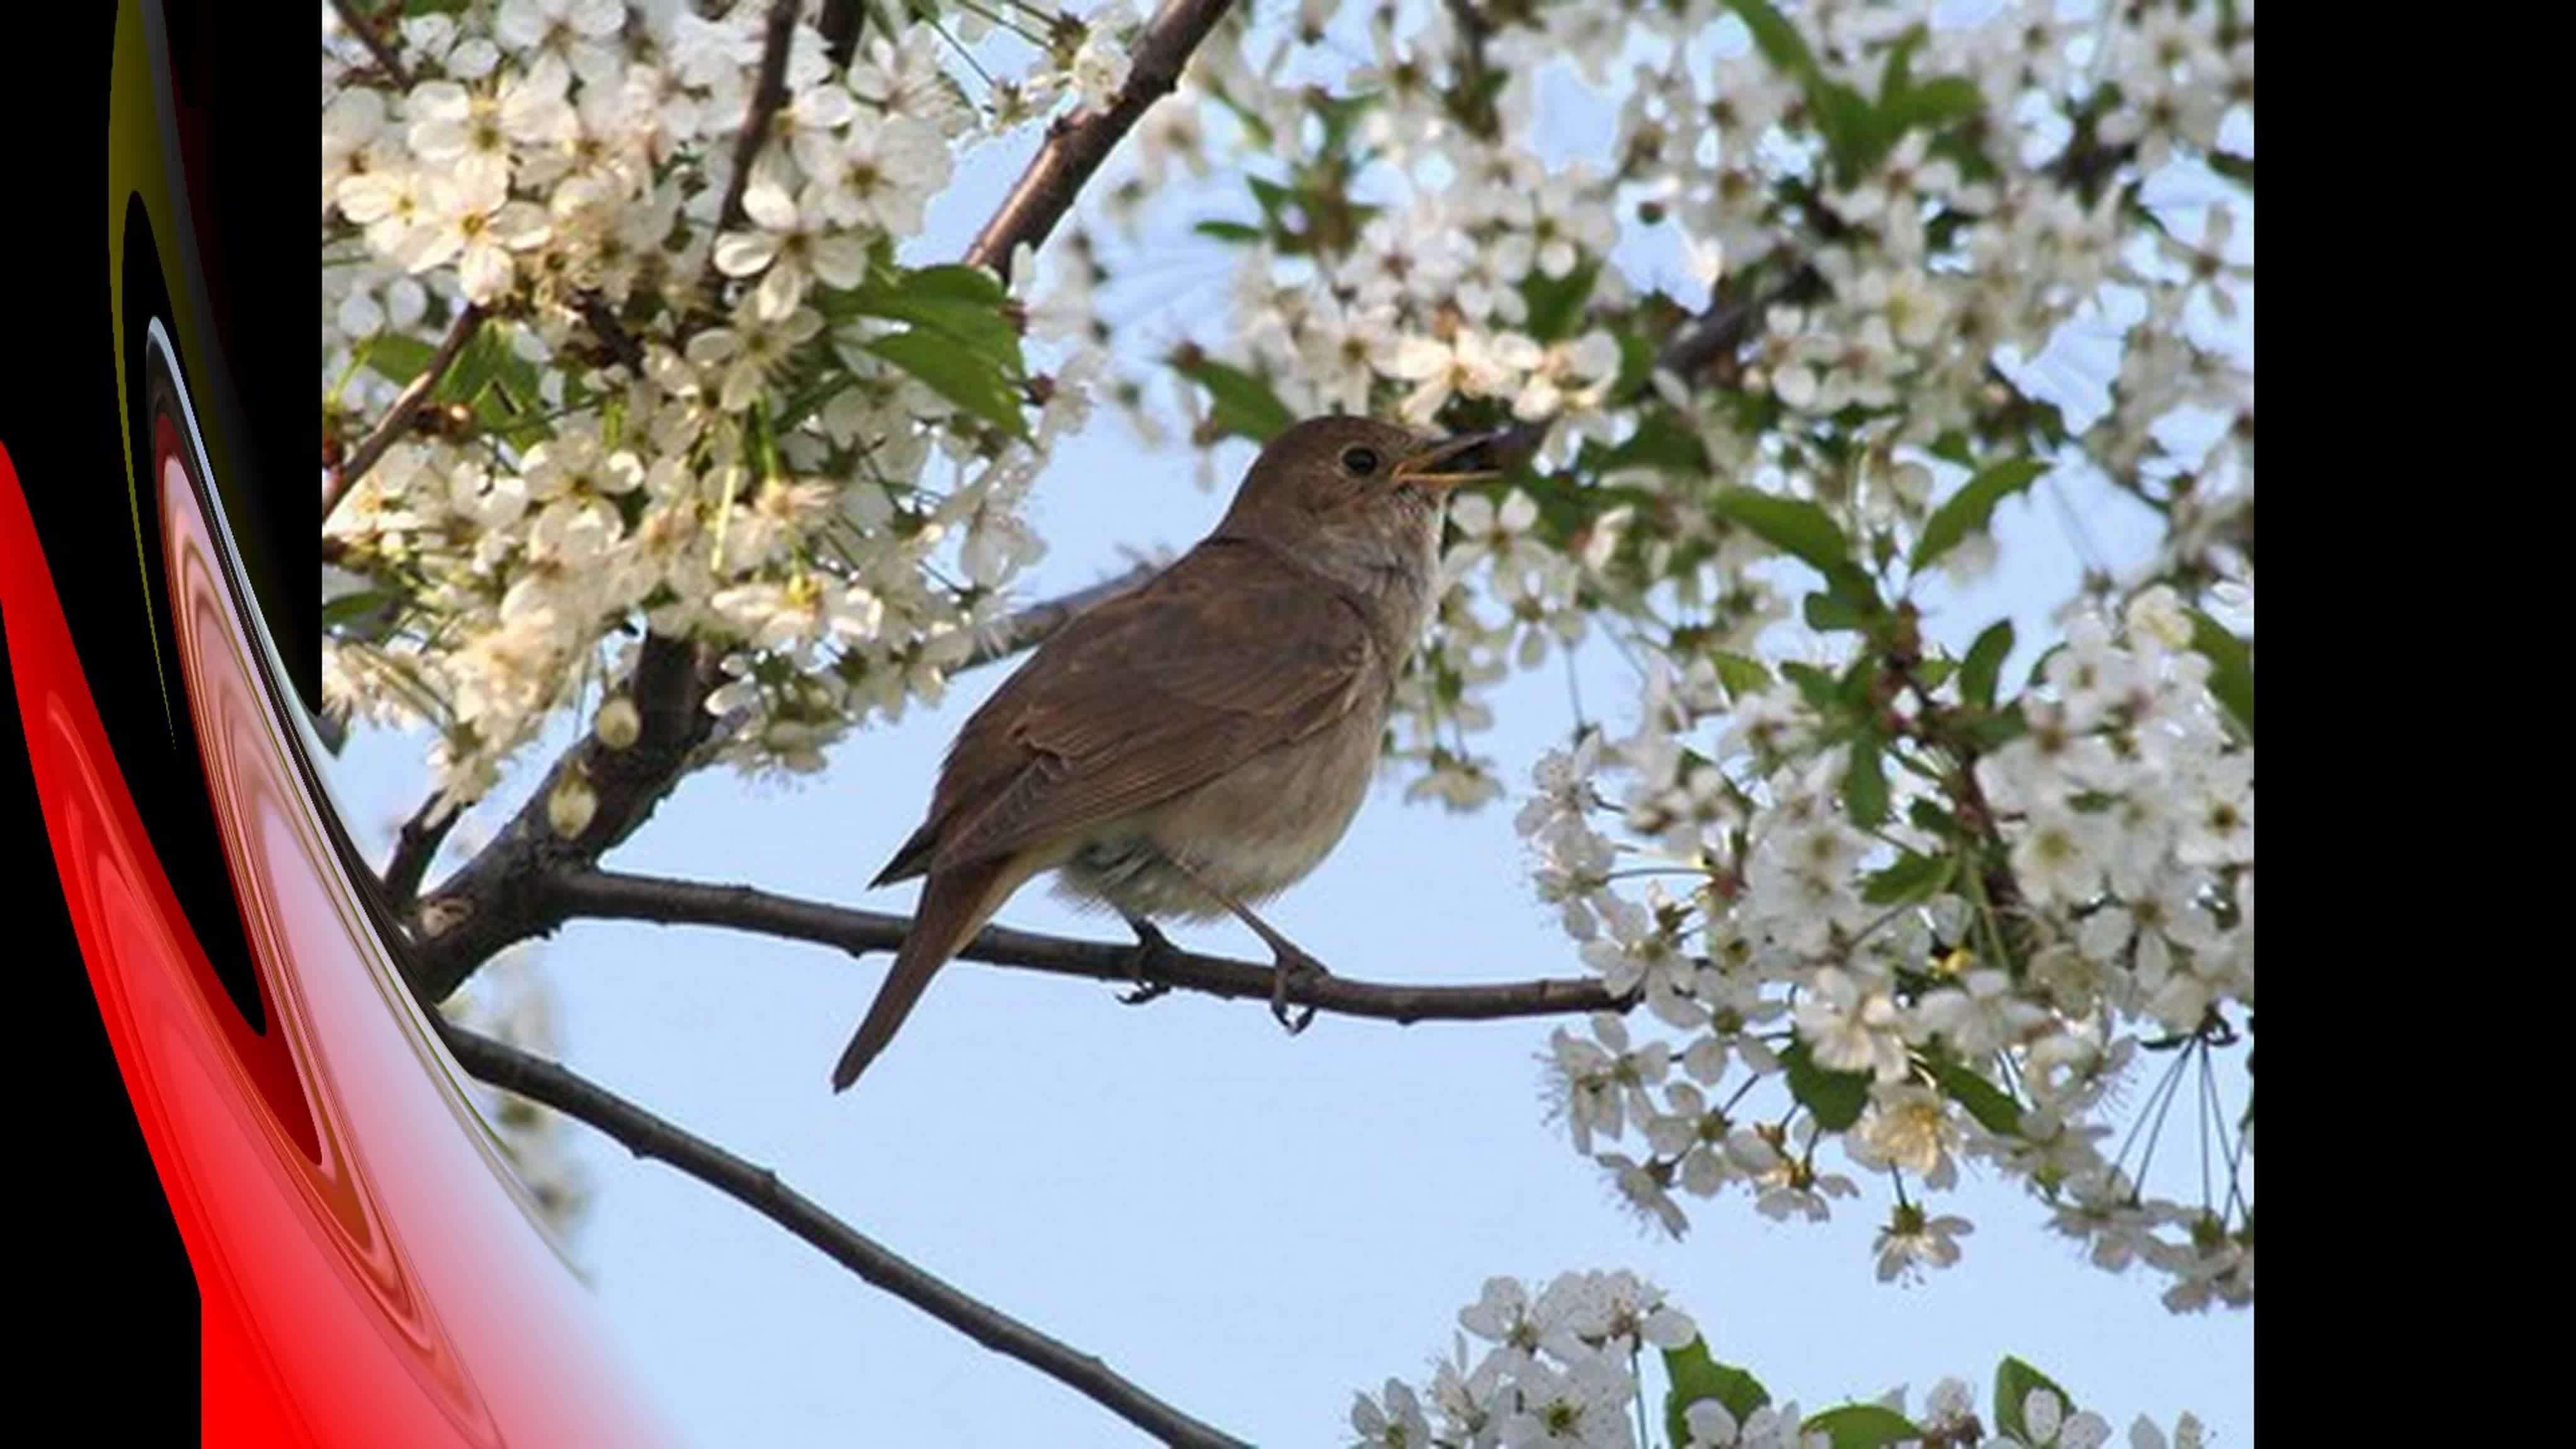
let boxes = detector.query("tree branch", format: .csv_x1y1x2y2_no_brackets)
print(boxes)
325,303,481,527
963,0,1240,273
438,1021,1249,1449
958,560,1155,671
702,0,804,300
407,634,727,999
329,0,413,91
384,791,459,908
1652,260,1824,387
547,868,1628,1024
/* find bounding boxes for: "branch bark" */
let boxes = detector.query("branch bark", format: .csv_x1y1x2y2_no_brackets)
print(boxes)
439,1021,1249,1449
963,0,1240,273
701,0,805,301
547,868,1627,1024
329,0,413,91
407,634,727,999
384,791,459,908
325,303,481,526
1652,259,1825,388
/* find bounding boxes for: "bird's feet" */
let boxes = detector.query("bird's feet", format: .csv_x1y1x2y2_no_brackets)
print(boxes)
1118,917,1176,1006
1269,942,1331,1036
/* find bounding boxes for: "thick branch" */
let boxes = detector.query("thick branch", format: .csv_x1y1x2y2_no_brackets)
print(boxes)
384,791,458,908
330,0,413,91
439,1022,1248,1449
548,869,1627,1024
407,634,727,999
962,0,1240,273
325,303,481,526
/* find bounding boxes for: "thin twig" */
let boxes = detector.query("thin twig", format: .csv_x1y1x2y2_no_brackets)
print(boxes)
329,0,413,91
702,0,805,301
959,560,1156,670
1651,261,1824,389
547,869,1628,1025
963,0,1240,273
325,303,482,526
574,292,645,373
438,1022,1249,1449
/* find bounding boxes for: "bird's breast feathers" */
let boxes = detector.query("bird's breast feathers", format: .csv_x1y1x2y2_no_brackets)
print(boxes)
1054,684,1386,921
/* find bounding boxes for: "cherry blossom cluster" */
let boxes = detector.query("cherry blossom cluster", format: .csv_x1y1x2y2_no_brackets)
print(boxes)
1523,586,2250,1309
321,1,1135,819
1351,1270,2206,1448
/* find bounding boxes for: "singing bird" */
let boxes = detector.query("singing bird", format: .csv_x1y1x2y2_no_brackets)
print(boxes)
831,416,1513,1091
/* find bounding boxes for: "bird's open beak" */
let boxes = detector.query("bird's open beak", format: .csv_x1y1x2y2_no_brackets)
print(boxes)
1391,428,1519,492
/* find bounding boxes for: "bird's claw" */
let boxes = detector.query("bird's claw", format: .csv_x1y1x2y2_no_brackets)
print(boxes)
1119,919,1176,1006
1269,946,1331,1035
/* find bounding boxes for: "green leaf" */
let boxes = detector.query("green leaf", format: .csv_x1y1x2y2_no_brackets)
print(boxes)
1713,487,1857,581
1781,1039,1870,1131
1862,850,1950,906
1960,620,2014,709
1909,799,1957,836
1522,258,1601,343
2186,609,2253,738
1723,0,1824,92
1712,652,1774,701
1613,330,1658,397
1174,356,1296,445
865,330,1030,439
1912,457,2049,571
1994,1358,2077,1444
1933,1059,2024,1136
839,270,1021,362
1960,703,2029,751
1816,79,1886,178
1663,1339,1771,1449
1780,662,1840,714
1803,1404,1925,1448
902,263,1007,304
1599,409,1707,474
1193,219,1264,243
1804,590,1868,632
1845,736,1889,828
362,333,436,387
1892,75,1982,128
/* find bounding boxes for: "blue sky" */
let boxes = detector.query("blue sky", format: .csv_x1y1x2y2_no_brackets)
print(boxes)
325,5,2252,1442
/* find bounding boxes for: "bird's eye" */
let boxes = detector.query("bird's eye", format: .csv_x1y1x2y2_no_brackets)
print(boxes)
1340,446,1381,477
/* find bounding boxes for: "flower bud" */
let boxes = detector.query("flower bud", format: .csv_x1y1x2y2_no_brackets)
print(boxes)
547,773,598,840
594,695,641,749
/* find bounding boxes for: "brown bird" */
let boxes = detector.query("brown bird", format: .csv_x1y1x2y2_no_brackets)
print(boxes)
831,416,1513,1091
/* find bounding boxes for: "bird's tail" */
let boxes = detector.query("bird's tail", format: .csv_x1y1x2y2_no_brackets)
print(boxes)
830,853,1028,1092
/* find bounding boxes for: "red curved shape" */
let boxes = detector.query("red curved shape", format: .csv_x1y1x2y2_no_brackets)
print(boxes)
1,433,675,1446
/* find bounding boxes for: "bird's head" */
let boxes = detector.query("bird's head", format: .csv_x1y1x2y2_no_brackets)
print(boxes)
1216,415,1523,583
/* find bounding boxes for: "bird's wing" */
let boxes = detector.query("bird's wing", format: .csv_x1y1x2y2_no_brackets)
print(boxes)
922,540,1378,875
